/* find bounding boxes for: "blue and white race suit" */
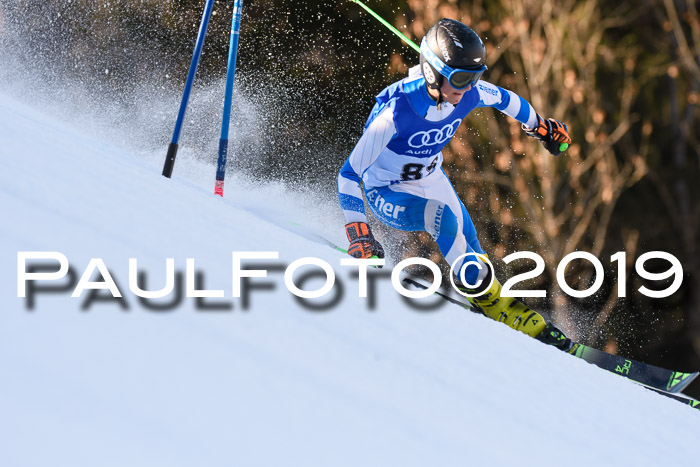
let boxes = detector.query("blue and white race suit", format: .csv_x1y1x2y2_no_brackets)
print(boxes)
337,66,538,283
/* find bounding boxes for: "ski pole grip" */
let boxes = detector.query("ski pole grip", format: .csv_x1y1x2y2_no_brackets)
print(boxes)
162,143,179,178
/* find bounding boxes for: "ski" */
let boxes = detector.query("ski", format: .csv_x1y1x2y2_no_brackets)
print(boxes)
568,343,697,394
636,381,700,411
402,276,699,395
296,228,700,400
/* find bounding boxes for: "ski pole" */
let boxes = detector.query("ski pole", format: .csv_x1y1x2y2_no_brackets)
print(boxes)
349,0,420,54
215,0,245,197
162,0,216,178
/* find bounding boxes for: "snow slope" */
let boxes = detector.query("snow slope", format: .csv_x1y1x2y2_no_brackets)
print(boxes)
0,91,698,467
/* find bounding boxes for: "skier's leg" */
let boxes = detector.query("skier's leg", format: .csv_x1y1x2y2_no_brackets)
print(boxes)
365,181,484,282
375,171,486,284
386,172,569,347
453,198,572,347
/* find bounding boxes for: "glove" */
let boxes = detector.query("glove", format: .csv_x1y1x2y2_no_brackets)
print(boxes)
345,222,385,260
523,113,572,156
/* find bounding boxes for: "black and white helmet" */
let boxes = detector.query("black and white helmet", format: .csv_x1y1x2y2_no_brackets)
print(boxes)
419,19,487,90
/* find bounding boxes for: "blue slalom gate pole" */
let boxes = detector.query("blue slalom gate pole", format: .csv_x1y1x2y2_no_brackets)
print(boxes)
162,0,216,178
214,0,244,196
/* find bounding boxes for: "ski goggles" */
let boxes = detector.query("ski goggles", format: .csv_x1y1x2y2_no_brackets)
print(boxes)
420,38,487,89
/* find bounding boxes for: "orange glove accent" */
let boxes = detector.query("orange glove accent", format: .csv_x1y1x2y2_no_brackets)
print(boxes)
345,222,385,260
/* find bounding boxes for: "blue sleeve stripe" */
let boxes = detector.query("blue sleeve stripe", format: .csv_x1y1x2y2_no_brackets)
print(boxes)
515,95,531,123
338,193,365,212
492,87,510,111
338,159,365,213
339,159,361,183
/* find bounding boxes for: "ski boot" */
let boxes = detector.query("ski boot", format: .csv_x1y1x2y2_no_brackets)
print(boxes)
535,323,573,351
455,270,571,350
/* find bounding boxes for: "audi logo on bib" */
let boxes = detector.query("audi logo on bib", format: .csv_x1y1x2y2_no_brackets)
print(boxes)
407,119,462,148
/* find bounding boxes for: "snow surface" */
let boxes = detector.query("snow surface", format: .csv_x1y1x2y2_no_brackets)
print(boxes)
0,90,698,467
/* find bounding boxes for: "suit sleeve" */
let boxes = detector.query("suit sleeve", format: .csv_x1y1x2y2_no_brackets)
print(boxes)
337,106,396,223
474,81,538,129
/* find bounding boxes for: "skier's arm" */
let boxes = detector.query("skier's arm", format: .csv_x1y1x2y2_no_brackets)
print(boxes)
475,81,571,156
337,106,396,223
475,81,538,128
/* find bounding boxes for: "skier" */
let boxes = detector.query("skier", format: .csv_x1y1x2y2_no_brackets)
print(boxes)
337,19,573,348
